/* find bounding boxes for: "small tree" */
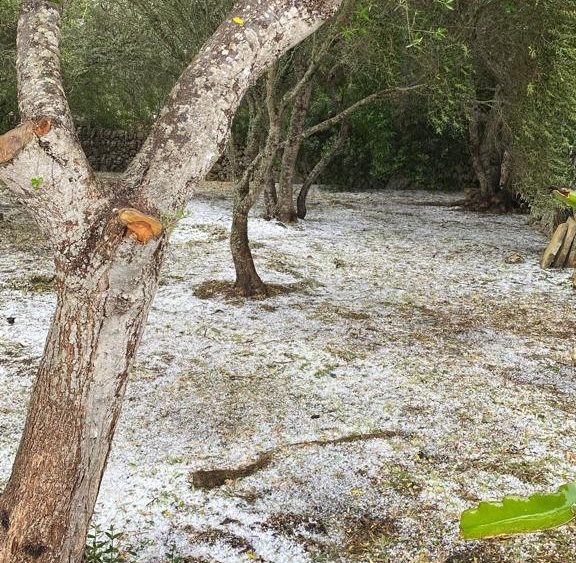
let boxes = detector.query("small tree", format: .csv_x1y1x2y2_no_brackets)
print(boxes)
0,0,342,561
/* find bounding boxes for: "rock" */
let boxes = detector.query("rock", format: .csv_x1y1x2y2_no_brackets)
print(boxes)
553,217,576,267
541,222,568,269
567,230,576,268
504,252,525,264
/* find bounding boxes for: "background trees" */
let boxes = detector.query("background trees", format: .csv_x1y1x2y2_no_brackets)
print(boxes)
3,0,574,225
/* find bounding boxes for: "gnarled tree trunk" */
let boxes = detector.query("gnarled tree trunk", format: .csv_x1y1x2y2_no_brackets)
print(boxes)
0,0,342,561
467,87,515,210
229,67,281,295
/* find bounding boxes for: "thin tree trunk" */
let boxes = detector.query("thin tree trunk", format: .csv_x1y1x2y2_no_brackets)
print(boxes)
230,205,266,296
469,109,489,198
224,131,241,181
297,121,349,219
258,66,282,221
262,174,278,220
229,67,282,294
276,82,313,223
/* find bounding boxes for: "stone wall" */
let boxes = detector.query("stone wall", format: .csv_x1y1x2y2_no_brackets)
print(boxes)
76,126,230,179
76,127,146,172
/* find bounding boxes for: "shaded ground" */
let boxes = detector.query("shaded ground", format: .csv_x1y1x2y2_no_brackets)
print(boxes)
1,184,576,562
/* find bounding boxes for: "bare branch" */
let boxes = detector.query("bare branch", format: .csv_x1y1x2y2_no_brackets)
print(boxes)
0,122,35,164
300,83,425,141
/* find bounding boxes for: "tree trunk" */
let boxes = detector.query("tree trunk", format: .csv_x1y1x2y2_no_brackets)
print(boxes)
229,69,281,293
297,121,349,219
262,175,278,221
224,131,241,181
0,0,343,560
467,86,516,210
276,82,313,223
0,232,165,563
468,105,501,201
230,206,266,296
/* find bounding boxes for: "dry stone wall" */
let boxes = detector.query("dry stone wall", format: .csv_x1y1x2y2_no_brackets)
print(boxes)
76,127,146,172
76,127,230,179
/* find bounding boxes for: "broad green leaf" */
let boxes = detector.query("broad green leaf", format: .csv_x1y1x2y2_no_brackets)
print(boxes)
553,189,576,209
460,482,576,540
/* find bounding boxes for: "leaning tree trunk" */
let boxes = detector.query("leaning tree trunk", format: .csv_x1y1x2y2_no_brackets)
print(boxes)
0,0,342,560
297,120,349,219
276,82,313,223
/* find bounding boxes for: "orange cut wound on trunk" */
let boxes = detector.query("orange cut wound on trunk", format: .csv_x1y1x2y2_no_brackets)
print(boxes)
34,119,52,137
117,208,163,243
126,221,155,243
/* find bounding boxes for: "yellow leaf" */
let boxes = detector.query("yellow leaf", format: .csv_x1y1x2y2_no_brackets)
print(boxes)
232,16,245,26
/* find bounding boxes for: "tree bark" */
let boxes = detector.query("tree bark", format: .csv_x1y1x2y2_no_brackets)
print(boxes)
0,0,343,561
262,173,278,220
0,234,165,563
466,86,516,210
468,105,501,200
229,67,282,294
276,81,313,223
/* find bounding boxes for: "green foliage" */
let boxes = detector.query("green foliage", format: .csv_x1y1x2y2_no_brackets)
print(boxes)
30,176,44,190
1,0,575,226
460,482,576,540
161,208,190,230
0,0,18,132
85,525,135,563
553,188,576,209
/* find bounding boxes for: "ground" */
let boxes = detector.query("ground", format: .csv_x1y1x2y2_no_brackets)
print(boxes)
1,184,576,562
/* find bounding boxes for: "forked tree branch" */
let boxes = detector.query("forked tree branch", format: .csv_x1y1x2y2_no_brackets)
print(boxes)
0,1,111,246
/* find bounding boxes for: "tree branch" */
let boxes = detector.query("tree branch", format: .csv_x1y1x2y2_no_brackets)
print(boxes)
300,83,426,141
279,0,356,112
17,0,73,128
127,0,343,215
0,1,102,249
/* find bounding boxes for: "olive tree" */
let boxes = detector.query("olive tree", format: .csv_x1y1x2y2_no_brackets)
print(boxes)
0,0,342,561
